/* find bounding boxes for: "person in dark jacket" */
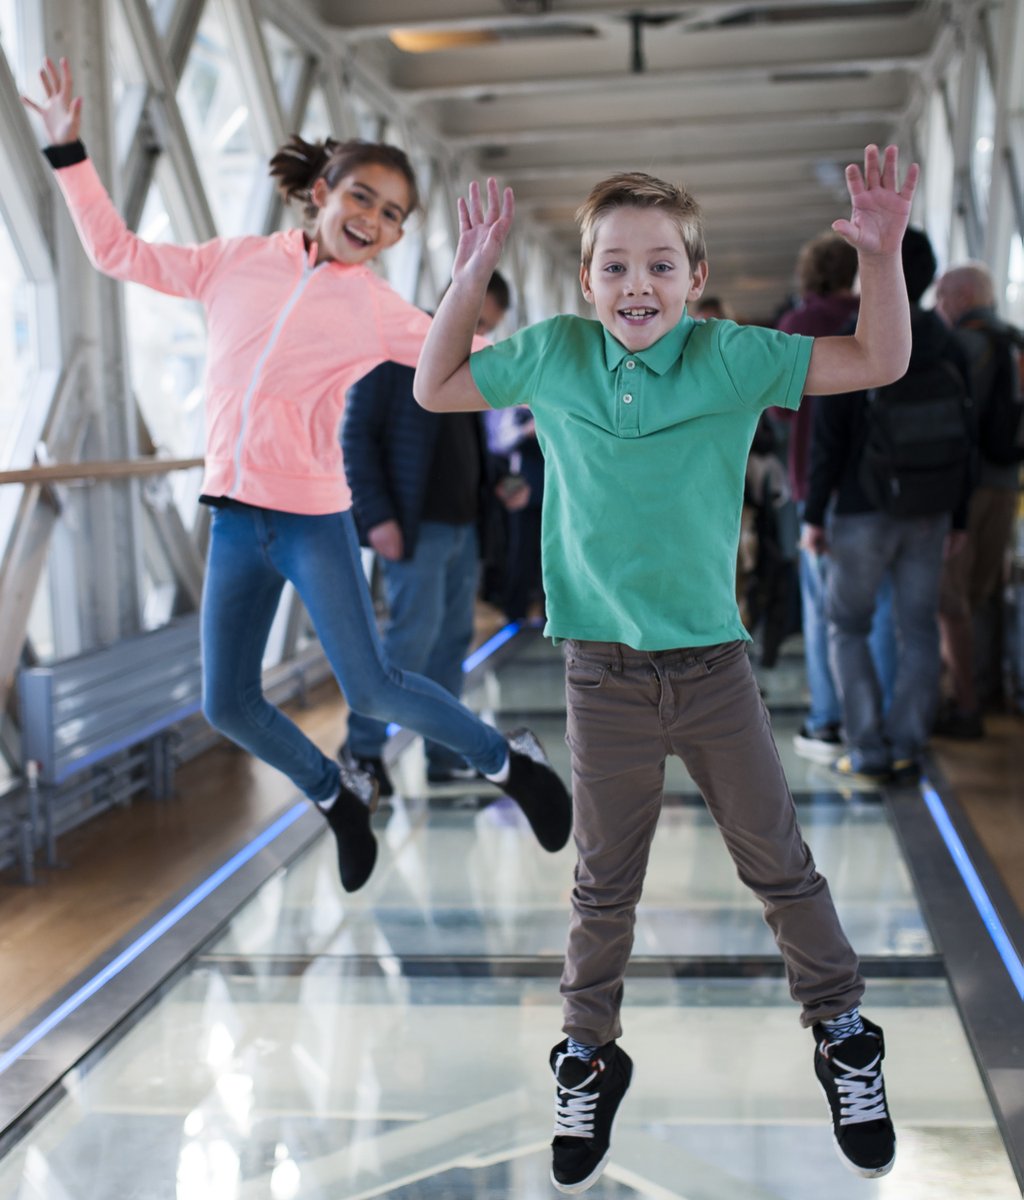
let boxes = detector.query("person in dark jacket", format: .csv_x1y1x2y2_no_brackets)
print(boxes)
802,228,973,784
340,273,511,793
934,263,1022,735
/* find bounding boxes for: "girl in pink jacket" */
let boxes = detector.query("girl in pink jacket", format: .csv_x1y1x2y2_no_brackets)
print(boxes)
24,57,571,892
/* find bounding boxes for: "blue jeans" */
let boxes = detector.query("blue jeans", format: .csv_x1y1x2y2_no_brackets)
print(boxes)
799,545,896,730
348,521,479,768
827,511,949,767
201,506,507,803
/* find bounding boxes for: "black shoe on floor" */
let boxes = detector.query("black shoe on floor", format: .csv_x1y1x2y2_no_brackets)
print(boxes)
319,760,380,892
813,1017,896,1178
338,741,394,799
498,728,572,852
932,706,984,739
890,758,922,787
550,1039,633,1194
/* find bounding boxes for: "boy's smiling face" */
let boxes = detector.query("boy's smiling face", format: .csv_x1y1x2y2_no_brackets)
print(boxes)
580,207,708,352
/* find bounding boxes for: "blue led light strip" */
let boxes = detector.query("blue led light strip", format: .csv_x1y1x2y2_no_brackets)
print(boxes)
922,781,1024,1001
0,802,307,1078
0,621,524,1078
461,620,521,672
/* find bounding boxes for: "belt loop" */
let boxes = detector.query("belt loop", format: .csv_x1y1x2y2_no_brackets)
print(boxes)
610,643,623,674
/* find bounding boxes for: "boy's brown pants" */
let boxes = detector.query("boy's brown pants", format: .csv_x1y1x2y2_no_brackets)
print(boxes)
561,638,865,1046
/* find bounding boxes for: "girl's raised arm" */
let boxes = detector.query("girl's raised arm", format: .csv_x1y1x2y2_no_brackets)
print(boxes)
23,56,221,301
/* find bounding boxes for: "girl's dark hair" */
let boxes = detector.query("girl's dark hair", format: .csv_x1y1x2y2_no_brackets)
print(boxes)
268,134,420,221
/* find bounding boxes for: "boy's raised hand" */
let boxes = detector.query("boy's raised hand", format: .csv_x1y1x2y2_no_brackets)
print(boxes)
832,144,919,257
21,57,82,145
453,177,514,287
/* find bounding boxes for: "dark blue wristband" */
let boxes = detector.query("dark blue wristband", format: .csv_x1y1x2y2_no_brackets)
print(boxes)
43,140,87,169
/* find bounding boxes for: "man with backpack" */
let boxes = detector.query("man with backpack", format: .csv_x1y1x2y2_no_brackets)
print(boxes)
802,228,975,784
934,263,1024,736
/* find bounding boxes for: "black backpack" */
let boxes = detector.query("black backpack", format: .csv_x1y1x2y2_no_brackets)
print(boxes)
858,357,974,517
959,316,1024,466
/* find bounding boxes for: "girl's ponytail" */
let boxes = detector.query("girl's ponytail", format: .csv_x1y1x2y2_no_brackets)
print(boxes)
269,134,344,218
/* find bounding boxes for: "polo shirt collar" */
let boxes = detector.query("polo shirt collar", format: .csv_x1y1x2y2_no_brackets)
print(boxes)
602,314,695,376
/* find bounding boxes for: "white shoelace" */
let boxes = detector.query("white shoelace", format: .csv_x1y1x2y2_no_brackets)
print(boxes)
553,1053,601,1138
829,1047,888,1125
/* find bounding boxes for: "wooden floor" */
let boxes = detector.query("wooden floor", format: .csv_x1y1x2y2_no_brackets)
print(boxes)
1,652,1022,1047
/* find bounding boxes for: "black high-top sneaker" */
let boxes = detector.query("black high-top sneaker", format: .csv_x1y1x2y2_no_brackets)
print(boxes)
497,728,572,852
549,1039,633,1194
319,760,380,893
813,1017,896,1178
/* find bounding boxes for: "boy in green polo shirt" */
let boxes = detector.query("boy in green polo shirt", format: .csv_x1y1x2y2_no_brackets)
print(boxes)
415,144,917,1192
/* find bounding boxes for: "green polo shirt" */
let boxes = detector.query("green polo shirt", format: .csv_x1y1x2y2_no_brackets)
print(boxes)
471,314,812,650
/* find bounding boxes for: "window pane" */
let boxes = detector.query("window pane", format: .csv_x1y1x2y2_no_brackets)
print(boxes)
0,0,19,60
0,218,34,467
262,19,305,111
111,0,147,119
178,6,264,235
1007,234,1024,328
972,57,996,224
300,83,330,142
923,88,954,266
26,558,54,662
123,184,207,522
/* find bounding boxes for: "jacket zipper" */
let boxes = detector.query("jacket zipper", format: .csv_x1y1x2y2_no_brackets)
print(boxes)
228,255,326,497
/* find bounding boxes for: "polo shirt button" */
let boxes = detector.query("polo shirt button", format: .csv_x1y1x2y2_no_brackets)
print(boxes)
623,393,633,404
625,360,636,369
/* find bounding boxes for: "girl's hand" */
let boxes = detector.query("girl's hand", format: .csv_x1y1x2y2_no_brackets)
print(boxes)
21,56,82,145
452,177,514,287
833,144,919,258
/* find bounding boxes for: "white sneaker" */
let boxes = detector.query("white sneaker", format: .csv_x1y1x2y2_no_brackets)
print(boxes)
793,722,844,763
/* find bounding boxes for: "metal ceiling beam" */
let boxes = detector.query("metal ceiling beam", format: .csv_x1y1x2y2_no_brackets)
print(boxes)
316,0,920,39
435,71,911,138
445,106,904,150
386,12,939,98
477,125,881,172
490,144,868,191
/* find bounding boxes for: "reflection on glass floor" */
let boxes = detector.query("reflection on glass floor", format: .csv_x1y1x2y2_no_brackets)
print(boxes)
0,635,1019,1199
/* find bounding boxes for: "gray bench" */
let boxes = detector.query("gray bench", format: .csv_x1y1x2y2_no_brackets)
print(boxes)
17,615,203,881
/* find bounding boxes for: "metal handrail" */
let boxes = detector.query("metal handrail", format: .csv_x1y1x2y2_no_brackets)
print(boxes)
0,458,204,486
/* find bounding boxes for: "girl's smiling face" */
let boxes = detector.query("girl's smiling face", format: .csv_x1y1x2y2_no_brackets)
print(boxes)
311,163,411,265
580,207,708,351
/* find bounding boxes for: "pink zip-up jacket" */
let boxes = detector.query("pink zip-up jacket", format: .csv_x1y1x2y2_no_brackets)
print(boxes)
54,157,441,515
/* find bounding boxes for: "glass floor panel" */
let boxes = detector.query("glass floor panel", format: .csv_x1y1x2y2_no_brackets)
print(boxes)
210,796,932,961
0,633,1018,1198
0,973,1015,1198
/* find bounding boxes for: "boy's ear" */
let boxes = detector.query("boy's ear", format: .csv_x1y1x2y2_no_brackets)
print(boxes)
579,261,594,303
687,260,709,302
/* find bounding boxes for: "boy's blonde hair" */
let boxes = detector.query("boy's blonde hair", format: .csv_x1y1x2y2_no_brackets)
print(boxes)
576,172,706,269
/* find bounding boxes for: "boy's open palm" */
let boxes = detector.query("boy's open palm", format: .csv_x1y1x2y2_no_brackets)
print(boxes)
832,144,919,257
22,57,82,146
453,178,514,286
